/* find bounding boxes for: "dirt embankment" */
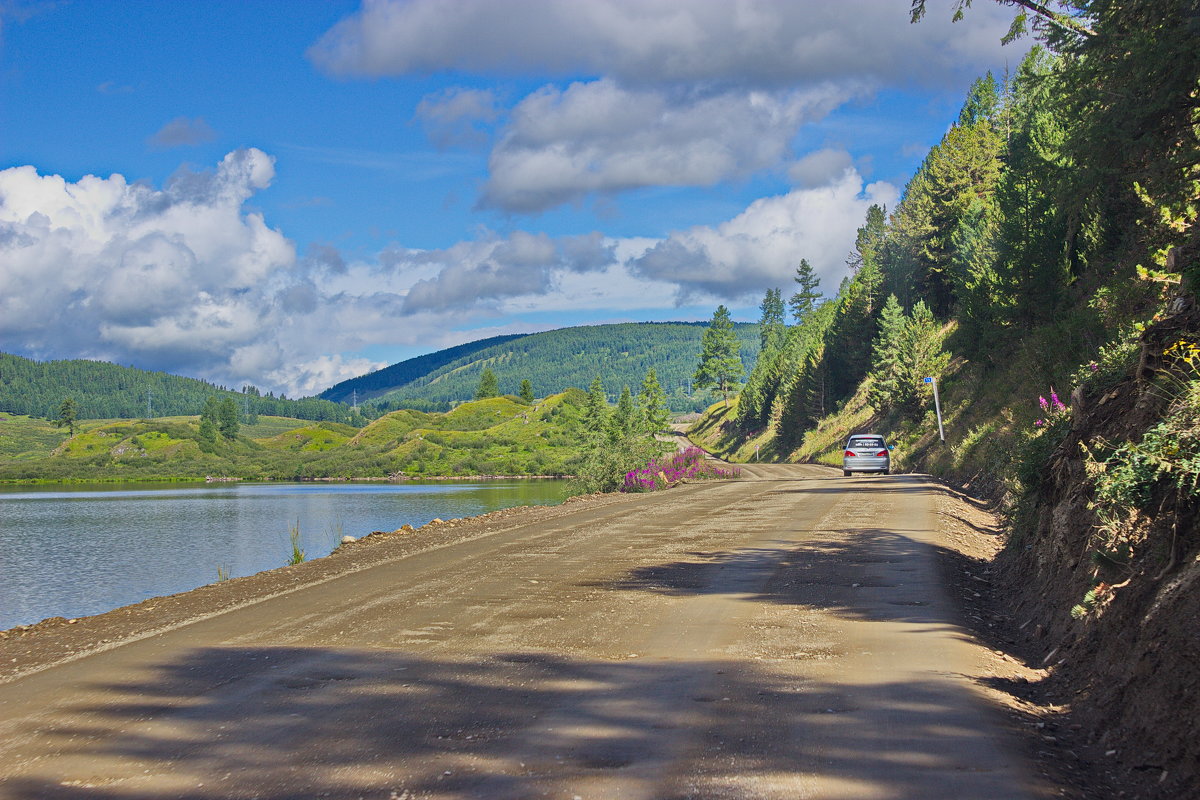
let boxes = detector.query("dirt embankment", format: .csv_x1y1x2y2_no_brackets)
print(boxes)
991,301,1200,799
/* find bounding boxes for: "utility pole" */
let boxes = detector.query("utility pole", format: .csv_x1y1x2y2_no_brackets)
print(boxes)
924,377,945,442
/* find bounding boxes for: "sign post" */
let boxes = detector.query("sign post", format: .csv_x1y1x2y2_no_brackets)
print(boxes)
924,377,945,442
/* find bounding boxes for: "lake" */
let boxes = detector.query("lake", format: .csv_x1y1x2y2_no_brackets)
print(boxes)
0,479,569,631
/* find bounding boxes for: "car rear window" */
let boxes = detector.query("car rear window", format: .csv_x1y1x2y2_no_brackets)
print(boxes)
848,437,885,448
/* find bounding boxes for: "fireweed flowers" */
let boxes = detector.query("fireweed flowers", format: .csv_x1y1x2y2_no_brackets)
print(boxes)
1035,388,1069,428
622,446,740,492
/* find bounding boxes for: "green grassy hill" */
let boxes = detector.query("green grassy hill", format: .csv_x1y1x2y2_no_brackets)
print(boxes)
0,414,71,459
0,392,594,483
323,321,760,413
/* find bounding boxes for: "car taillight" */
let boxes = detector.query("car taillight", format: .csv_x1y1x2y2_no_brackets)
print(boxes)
876,450,888,457
844,450,855,457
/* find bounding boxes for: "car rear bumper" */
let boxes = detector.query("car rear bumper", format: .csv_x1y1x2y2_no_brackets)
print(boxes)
843,457,889,472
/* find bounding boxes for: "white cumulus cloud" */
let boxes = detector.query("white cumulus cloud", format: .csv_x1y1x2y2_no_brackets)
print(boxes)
0,151,898,397
310,0,1017,90
383,230,615,313
0,149,390,397
480,80,856,212
311,0,1021,214
629,168,900,302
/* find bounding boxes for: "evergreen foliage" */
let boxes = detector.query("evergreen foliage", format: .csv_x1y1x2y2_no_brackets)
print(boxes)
788,259,822,323
475,368,500,399
694,305,745,406
638,368,670,433
733,3,1196,468
609,386,638,441
54,397,77,435
217,398,240,439
867,295,909,413
519,379,535,402
758,288,787,352
584,376,609,436
0,353,360,425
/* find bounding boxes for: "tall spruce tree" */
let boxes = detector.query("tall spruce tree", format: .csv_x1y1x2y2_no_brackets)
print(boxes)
694,305,745,407
788,260,822,323
54,397,78,435
584,376,609,435
217,398,240,439
609,386,638,441
638,368,670,433
758,288,786,351
519,379,535,402
867,295,908,412
474,368,500,399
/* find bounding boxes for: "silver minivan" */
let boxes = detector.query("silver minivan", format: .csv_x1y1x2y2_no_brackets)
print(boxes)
843,434,892,476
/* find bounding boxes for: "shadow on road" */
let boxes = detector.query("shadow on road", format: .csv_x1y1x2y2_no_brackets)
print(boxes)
5,646,1029,799
592,526,968,628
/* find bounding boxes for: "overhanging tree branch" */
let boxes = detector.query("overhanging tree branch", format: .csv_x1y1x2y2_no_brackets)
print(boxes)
910,0,1095,40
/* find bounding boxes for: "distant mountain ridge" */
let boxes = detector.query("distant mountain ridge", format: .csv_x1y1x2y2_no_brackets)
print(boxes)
320,321,761,412
0,321,761,422
0,352,355,424
320,333,525,404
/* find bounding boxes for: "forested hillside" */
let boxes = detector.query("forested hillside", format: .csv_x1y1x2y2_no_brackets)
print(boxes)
727,11,1196,474
357,322,760,413
692,3,1198,796
320,333,525,404
0,353,358,424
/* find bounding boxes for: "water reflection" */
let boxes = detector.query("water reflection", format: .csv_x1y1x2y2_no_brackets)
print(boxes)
0,480,568,629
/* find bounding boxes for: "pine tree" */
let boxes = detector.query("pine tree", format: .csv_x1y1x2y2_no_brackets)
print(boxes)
197,416,218,453
217,398,240,439
758,288,786,351
609,386,638,441
694,305,745,407
584,376,609,435
904,300,951,413
639,368,670,434
475,368,499,399
198,396,222,452
867,294,908,412
519,379,534,402
54,397,77,435
788,259,822,323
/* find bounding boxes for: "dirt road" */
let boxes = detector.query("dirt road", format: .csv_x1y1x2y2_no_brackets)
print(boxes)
0,465,1047,799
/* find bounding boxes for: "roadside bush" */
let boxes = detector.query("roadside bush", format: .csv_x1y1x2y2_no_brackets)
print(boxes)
622,447,741,492
570,435,664,494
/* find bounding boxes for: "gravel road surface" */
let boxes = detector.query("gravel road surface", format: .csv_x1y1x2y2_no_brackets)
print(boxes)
0,465,1049,799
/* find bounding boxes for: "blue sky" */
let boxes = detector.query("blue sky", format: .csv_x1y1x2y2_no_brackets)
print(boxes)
0,0,1025,396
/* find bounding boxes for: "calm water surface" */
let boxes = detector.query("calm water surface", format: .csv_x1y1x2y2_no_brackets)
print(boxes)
0,480,569,630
